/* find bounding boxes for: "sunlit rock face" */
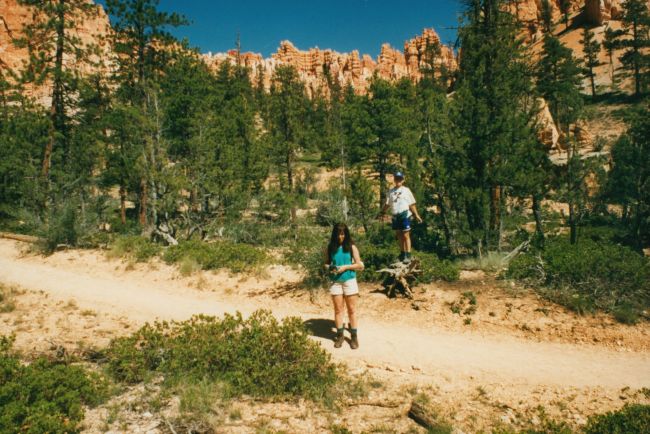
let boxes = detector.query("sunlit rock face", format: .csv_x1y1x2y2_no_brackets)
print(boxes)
202,28,457,96
0,0,112,103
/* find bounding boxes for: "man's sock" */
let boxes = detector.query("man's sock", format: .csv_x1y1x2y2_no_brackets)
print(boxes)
336,327,344,336
399,251,405,261
350,328,358,337
405,252,411,259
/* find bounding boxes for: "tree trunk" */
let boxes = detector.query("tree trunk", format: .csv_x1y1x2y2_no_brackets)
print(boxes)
378,156,388,210
286,150,297,221
569,201,577,244
42,0,66,180
119,184,127,225
139,178,148,226
532,194,545,240
438,194,456,255
489,185,501,250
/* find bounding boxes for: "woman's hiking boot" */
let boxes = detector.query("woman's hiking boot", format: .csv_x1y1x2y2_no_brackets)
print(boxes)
350,334,359,350
334,332,345,348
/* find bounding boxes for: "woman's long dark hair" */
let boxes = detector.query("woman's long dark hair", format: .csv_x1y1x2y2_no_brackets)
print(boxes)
328,223,354,258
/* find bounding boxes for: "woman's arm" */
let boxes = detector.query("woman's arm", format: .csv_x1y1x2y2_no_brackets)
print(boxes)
323,247,332,272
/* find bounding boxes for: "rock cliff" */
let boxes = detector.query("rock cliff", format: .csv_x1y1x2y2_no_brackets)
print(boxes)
203,28,457,96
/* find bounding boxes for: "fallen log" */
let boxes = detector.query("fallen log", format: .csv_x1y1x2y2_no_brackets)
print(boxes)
408,401,439,430
0,232,41,243
376,259,422,299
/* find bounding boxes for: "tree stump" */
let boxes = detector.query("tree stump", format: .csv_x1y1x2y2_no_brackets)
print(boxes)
376,259,422,299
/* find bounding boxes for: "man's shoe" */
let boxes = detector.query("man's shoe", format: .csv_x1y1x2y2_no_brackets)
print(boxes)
350,335,359,350
403,254,412,264
334,333,345,348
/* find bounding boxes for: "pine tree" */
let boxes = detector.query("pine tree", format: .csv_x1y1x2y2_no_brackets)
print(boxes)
14,0,101,192
540,0,554,34
558,0,571,30
603,26,623,88
606,103,650,248
265,65,310,219
536,33,584,244
617,0,650,96
454,0,540,253
581,27,601,97
105,0,188,226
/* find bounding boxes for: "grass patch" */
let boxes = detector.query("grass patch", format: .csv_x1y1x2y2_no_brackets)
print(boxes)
107,235,161,263
459,251,507,272
0,335,109,433
163,239,268,274
0,285,17,313
103,310,338,401
506,237,650,323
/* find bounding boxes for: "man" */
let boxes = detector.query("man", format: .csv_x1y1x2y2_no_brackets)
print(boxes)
380,171,423,263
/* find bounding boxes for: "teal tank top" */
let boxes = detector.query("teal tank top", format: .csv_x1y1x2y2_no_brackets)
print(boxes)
331,246,356,283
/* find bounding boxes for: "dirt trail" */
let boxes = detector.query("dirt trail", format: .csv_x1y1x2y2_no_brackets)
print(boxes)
0,239,648,392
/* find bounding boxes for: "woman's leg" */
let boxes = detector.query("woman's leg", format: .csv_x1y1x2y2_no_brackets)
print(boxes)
344,294,358,329
332,295,345,329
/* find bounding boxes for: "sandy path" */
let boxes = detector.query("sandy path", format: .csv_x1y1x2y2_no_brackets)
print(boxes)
1,241,648,391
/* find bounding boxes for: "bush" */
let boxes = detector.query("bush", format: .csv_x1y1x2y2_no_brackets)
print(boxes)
360,245,459,283
40,203,78,254
585,404,650,434
107,235,161,263
104,310,338,400
0,336,108,433
163,239,268,273
506,237,650,322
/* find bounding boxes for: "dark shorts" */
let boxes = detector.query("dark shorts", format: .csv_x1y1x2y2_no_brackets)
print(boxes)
391,211,411,231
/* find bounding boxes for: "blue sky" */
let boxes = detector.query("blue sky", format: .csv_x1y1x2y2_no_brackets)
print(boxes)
96,0,462,57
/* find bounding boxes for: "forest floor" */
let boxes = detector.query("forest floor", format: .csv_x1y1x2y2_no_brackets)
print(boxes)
1,238,649,433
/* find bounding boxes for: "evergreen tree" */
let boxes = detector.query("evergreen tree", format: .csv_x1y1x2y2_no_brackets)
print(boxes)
454,0,540,253
536,33,584,244
265,65,310,218
105,0,188,226
603,26,623,88
617,0,650,96
580,27,602,96
364,76,419,208
540,0,554,34
606,104,650,248
558,0,571,30
15,0,101,193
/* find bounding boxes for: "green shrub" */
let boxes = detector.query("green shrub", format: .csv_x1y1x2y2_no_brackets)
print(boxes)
360,245,459,283
104,310,338,401
585,404,650,434
40,203,78,253
107,235,161,263
163,239,268,273
0,336,108,433
506,237,650,322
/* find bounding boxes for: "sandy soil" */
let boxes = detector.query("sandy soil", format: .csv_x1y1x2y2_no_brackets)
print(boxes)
1,239,649,433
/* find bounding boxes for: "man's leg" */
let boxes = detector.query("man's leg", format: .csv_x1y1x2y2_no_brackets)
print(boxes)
395,230,404,260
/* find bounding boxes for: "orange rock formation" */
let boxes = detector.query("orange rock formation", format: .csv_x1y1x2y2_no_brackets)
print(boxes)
202,28,457,95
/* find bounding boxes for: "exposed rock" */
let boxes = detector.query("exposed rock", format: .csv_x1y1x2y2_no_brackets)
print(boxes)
203,28,457,95
584,0,624,25
536,98,560,149
0,0,112,103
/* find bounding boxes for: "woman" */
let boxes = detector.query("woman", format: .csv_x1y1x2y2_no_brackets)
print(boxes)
323,223,364,349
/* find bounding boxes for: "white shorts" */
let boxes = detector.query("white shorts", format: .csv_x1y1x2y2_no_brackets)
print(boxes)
329,278,359,296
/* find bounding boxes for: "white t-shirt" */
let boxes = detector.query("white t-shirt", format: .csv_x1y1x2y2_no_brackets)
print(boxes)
386,186,416,216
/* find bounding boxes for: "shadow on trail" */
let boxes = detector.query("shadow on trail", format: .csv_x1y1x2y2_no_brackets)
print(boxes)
303,318,336,340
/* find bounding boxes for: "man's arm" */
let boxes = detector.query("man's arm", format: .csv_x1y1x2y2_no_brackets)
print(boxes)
410,203,423,223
